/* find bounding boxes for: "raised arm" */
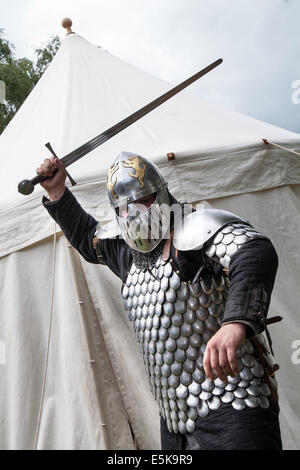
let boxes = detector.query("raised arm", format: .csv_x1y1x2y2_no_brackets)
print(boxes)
37,157,99,264
37,157,132,279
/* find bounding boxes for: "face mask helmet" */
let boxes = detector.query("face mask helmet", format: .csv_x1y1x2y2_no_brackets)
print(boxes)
107,151,170,252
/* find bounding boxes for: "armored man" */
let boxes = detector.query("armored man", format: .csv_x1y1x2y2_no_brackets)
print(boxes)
38,152,282,450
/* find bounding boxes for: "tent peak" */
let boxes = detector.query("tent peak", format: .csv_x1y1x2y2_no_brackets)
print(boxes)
61,18,74,35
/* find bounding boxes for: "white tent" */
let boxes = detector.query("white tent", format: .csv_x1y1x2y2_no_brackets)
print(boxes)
0,31,300,450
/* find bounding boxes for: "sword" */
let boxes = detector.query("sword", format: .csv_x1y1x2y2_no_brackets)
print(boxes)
18,58,223,195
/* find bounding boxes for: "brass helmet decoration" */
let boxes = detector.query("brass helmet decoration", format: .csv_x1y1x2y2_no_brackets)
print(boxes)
107,152,170,252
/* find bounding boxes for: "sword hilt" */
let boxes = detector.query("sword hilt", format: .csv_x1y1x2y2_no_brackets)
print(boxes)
45,142,77,186
18,173,54,195
18,142,77,195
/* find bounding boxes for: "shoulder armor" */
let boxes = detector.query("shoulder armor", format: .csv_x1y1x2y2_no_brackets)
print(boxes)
173,209,249,251
94,219,121,239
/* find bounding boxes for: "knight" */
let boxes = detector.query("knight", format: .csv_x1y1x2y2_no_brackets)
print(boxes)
39,151,282,450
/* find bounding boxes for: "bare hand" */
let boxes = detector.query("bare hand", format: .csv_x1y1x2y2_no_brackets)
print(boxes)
36,157,67,200
203,323,247,383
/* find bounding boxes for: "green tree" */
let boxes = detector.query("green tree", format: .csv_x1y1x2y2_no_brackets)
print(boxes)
0,30,60,134
34,35,60,78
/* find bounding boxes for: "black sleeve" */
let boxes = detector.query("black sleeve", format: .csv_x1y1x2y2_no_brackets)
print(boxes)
97,237,132,282
42,187,132,280
222,238,279,336
42,187,98,263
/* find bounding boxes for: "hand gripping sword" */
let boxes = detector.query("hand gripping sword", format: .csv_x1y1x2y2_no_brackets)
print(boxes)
18,58,223,195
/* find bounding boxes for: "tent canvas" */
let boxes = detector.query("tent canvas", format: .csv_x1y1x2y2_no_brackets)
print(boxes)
0,32,299,449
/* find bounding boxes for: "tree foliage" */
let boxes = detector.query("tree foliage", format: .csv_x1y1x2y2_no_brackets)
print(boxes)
0,30,60,134
35,35,60,78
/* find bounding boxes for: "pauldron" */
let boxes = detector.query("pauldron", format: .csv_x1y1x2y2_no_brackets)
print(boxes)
173,208,250,251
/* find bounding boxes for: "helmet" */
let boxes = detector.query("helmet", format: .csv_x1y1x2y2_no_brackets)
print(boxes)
107,151,170,252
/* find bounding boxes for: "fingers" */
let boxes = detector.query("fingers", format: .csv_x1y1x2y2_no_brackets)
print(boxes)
219,348,234,380
36,157,63,177
209,348,225,382
227,347,239,376
36,158,54,177
203,323,246,382
203,348,214,382
56,158,66,171
204,345,238,383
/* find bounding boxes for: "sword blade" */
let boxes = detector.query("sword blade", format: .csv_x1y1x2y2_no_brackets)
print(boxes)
61,58,223,168
18,58,222,195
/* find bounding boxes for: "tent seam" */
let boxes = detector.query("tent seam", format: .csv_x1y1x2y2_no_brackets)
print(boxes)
33,222,57,450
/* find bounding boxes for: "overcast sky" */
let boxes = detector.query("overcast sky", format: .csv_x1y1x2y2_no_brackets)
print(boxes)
1,0,299,133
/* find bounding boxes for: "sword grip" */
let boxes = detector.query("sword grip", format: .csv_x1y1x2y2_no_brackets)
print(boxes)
18,170,58,195
18,140,60,194
18,141,76,195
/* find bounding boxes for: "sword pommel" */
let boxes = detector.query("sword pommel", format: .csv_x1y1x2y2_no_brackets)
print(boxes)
18,174,50,195
18,179,35,195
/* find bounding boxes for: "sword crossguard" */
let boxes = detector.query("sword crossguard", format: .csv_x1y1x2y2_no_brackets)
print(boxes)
45,142,77,187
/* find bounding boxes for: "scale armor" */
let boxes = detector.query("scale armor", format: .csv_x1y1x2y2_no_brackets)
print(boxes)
121,220,278,434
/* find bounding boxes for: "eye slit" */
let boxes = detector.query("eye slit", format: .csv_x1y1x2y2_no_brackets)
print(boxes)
134,193,157,210
140,197,151,204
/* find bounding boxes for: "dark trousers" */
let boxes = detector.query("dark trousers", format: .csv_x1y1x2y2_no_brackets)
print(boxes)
160,403,282,450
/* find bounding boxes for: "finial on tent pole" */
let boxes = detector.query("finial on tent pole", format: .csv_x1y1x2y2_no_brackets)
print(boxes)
61,18,74,35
